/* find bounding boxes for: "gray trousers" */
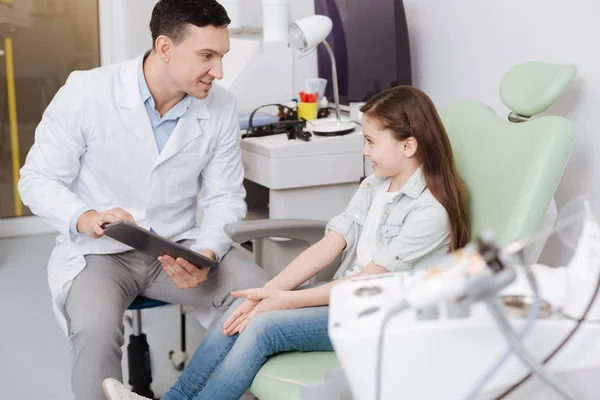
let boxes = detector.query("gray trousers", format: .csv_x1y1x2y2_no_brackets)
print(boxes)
64,242,269,400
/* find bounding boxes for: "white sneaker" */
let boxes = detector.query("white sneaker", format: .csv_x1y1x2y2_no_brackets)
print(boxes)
102,378,151,400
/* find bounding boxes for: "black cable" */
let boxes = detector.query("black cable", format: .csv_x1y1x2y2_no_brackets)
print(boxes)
493,276,600,399
360,154,366,183
247,103,295,130
242,103,304,140
181,305,186,353
351,120,366,182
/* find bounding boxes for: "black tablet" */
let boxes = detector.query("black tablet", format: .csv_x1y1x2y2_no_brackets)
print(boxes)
102,220,217,269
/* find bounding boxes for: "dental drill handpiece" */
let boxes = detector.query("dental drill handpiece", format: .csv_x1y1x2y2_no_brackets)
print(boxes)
404,238,518,311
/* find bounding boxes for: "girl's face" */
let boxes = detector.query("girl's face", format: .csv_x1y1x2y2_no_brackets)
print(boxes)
361,115,417,179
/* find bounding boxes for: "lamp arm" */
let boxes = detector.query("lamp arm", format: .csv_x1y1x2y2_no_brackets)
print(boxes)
322,39,341,122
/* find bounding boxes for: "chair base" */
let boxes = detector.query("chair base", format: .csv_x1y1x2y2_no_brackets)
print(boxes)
127,333,154,399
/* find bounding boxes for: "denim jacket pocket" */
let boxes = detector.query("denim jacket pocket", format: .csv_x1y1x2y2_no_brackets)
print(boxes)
380,224,403,238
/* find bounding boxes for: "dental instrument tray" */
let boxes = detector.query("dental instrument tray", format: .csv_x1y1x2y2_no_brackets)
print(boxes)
102,220,218,269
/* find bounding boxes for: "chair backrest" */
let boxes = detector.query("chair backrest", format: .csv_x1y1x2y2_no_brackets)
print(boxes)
440,62,576,245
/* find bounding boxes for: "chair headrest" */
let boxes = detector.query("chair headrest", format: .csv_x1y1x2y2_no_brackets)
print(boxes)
500,62,577,117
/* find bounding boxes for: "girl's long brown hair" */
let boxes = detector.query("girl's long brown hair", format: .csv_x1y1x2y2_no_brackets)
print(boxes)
361,85,470,251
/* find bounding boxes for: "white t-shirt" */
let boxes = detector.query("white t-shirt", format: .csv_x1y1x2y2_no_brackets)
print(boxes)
344,179,400,277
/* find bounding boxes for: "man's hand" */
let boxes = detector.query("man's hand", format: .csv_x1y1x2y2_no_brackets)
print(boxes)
159,249,215,289
76,208,135,239
222,299,260,336
229,288,297,333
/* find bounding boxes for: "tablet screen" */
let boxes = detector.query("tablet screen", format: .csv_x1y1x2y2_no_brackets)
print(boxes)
102,221,217,269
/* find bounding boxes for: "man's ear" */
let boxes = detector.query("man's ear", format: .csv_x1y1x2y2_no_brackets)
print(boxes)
403,137,418,158
154,35,172,63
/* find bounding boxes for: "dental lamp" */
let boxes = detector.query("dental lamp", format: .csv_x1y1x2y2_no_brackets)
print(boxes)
288,15,356,136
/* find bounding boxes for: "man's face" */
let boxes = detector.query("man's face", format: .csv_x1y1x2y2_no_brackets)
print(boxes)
166,24,230,99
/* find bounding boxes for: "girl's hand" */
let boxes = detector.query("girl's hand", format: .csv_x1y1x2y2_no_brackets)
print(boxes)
230,288,296,332
223,298,260,336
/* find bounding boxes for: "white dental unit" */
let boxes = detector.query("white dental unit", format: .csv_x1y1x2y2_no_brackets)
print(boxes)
328,206,600,400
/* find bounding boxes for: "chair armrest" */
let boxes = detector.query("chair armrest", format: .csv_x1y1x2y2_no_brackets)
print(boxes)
224,219,327,245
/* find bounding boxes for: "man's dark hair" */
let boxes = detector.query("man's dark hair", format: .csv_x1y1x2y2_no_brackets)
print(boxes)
150,0,230,48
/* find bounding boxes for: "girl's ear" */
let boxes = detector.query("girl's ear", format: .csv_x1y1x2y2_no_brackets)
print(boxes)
403,137,418,158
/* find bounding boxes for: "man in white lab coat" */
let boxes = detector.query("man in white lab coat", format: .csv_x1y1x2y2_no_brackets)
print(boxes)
18,1,269,398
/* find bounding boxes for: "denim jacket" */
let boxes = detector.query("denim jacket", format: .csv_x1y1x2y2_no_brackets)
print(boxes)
326,167,451,279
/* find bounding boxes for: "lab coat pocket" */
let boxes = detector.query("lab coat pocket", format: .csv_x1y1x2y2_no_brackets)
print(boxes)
168,152,214,199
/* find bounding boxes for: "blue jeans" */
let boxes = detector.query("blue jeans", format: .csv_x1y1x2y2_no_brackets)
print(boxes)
162,299,333,400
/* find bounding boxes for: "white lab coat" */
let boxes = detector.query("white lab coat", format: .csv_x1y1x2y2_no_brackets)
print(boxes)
18,55,246,334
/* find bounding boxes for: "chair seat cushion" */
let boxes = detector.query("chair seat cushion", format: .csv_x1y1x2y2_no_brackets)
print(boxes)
128,296,169,310
250,351,340,400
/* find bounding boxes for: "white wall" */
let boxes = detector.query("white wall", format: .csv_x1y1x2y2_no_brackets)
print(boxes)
403,0,600,266
99,0,158,65
233,0,315,28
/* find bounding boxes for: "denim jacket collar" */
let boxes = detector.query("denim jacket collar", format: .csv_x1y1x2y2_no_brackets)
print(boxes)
398,167,426,199
362,166,426,200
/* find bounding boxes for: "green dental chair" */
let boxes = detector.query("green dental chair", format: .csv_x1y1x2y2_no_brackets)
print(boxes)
223,61,577,399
